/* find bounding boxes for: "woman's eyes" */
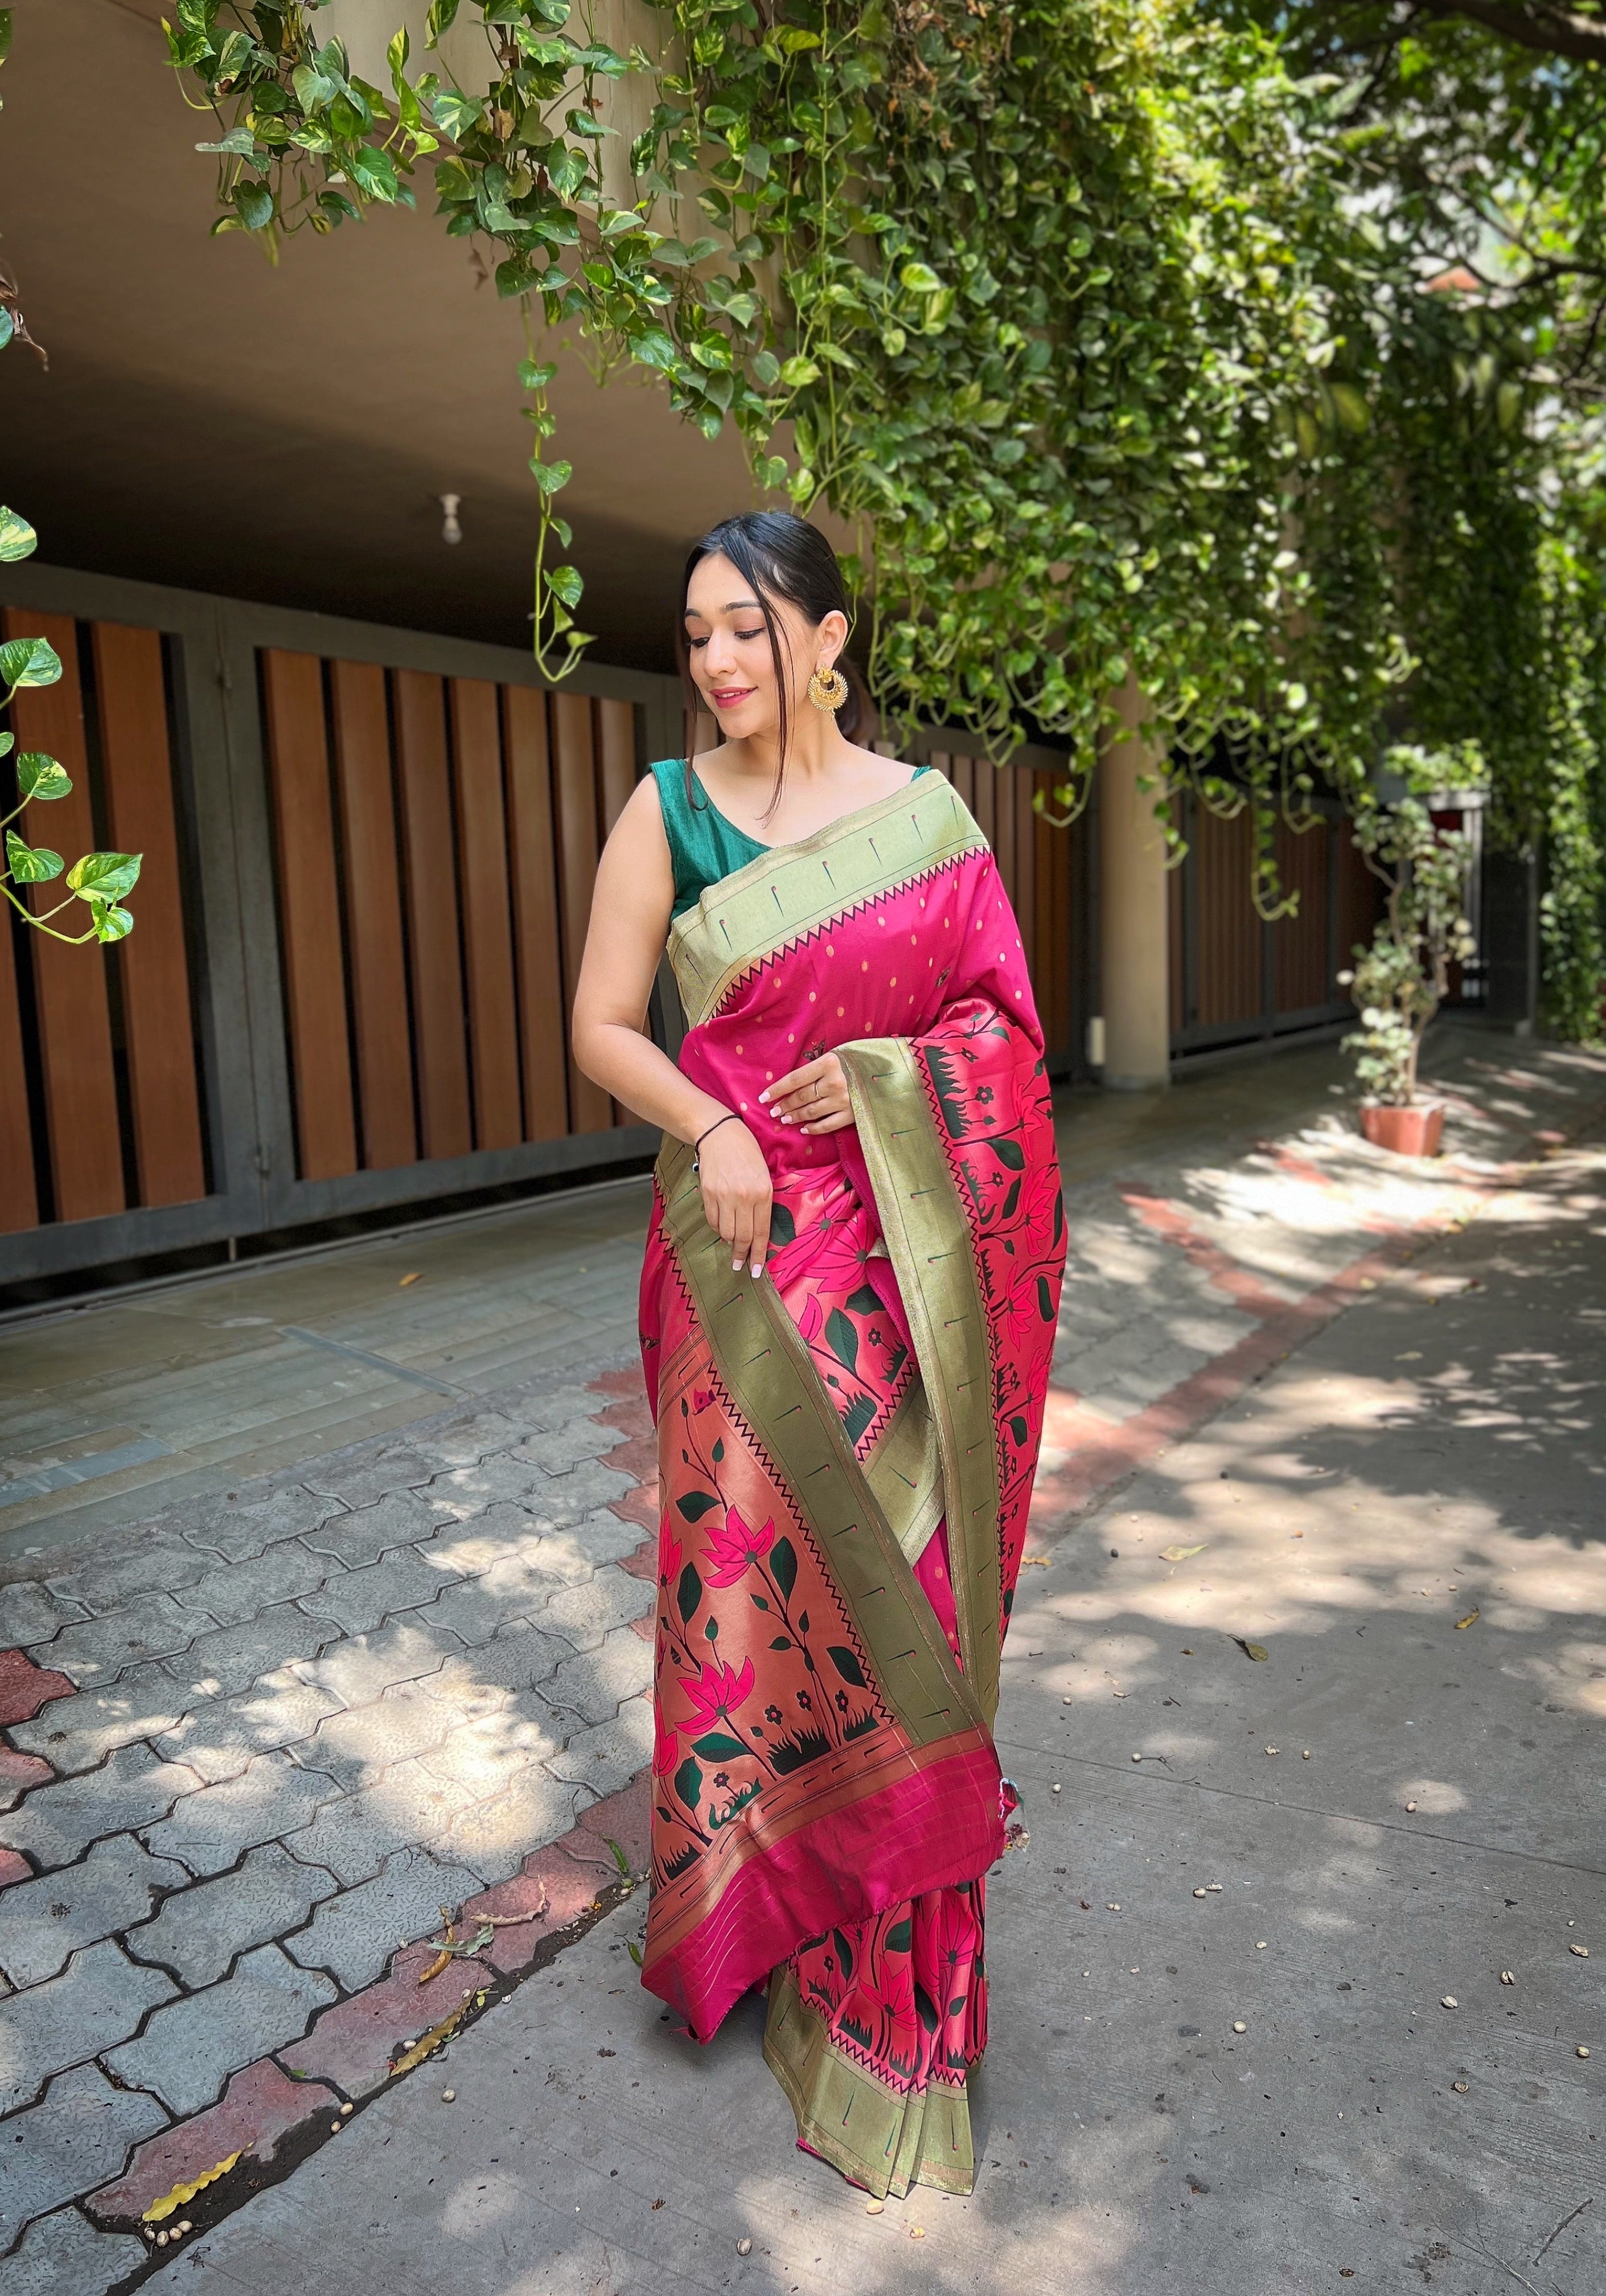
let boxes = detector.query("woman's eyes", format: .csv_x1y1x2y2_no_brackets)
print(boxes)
688,629,766,649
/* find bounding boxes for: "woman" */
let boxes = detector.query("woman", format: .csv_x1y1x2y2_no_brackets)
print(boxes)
572,511,1065,2199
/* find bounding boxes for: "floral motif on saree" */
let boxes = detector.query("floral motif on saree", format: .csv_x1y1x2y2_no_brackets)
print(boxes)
638,770,1066,2197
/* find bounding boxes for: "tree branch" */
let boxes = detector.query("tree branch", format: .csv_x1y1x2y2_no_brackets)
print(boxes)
1410,0,1606,65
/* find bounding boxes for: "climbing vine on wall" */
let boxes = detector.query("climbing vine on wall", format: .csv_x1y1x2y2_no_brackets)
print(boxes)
68,0,1605,1023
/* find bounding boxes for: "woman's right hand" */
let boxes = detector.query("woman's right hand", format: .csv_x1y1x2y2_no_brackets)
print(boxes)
697,1118,773,1279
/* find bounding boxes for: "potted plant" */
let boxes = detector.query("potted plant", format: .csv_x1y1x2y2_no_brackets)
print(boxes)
1338,743,1484,1157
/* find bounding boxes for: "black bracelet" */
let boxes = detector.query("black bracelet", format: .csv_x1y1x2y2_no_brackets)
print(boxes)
692,1112,742,1165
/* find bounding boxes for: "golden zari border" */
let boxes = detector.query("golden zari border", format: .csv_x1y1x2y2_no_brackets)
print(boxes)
763,1966,976,2199
835,1038,1003,1725
666,773,986,1031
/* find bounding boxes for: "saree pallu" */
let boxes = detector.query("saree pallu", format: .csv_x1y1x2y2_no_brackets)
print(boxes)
638,771,1066,2196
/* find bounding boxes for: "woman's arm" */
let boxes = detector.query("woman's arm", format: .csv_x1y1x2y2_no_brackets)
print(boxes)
570,777,774,1276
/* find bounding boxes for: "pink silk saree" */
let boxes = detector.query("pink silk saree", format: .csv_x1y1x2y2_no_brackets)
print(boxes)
638,770,1066,2196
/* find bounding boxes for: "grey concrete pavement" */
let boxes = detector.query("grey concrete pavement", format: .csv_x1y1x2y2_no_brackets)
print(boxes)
131,1118,1605,2296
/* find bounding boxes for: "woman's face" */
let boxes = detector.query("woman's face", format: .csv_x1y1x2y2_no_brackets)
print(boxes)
683,551,844,743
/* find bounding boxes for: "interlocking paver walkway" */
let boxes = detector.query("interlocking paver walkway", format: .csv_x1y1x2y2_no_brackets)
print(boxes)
1,1022,1603,2285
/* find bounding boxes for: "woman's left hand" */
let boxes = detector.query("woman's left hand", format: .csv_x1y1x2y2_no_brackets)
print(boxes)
759,1052,853,1135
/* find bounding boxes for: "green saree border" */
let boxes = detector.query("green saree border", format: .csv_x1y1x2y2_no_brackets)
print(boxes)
667,774,985,1031
836,1038,1003,1724
658,1138,984,1750
864,1378,943,1569
763,1966,976,2198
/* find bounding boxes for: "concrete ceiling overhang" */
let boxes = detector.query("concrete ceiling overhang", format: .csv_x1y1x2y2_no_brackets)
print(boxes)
0,0,753,664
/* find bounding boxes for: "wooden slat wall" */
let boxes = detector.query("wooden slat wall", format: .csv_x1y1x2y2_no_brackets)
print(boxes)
94,623,208,1207
451,679,523,1152
503,684,568,1141
550,692,614,1135
1193,807,1260,1027
1,608,211,1235
394,670,473,1164
261,650,358,1183
0,885,40,1233
5,609,126,1222
262,665,647,1183
1272,818,1331,1012
330,661,416,1171
928,752,1078,1068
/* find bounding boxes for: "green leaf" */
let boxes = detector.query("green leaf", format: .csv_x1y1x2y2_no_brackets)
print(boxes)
5,830,62,883
529,458,572,495
0,309,12,352
672,1756,703,1816
845,1283,882,1315
0,638,61,691
886,1918,913,1954
779,355,820,387
17,753,69,801
346,147,400,202
991,1138,1025,1171
425,0,460,43
824,1307,859,1376
0,11,11,68
899,262,946,294
519,358,559,390
675,1559,703,1626
768,1203,796,1247
0,506,37,564
691,1731,747,1760
676,1491,718,1522
195,125,260,157
827,1646,867,1687
545,564,584,610
92,902,135,944
67,850,142,903
769,1535,796,1601
431,89,485,140
233,181,274,233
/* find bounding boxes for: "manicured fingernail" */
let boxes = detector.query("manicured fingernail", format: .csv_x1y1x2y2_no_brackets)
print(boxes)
757,1090,770,1104
732,1257,742,1271
750,1264,762,1279
779,1116,791,1126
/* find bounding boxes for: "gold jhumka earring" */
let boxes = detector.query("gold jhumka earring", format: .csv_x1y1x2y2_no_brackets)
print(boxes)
807,662,848,713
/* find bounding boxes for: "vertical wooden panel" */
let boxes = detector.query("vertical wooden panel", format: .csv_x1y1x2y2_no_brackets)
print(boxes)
1012,766,1036,974
950,753,973,810
261,649,357,1182
392,669,472,1161
970,755,995,849
92,622,207,1208
1169,851,1186,1035
597,699,636,834
0,907,39,1231
450,678,522,1151
329,659,416,1170
4,609,125,1220
551,690,613,1133
992,762,1016,906
1337,825,1382,982
1194,808,1260,1026
503,686,569,1141
1273,818,1330,1013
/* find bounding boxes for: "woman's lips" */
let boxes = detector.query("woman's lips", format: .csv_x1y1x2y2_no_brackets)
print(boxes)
711,687,755,710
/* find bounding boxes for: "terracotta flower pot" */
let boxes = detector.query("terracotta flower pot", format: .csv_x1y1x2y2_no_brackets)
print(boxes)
1359,1100,1445,1157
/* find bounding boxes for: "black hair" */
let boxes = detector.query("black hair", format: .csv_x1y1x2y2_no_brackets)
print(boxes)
677,510,870,817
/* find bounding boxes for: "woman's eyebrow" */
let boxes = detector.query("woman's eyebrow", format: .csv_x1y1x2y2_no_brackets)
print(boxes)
684,597,764,621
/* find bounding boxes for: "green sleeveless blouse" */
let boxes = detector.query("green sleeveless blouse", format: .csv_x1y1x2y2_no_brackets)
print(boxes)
650,755,930,920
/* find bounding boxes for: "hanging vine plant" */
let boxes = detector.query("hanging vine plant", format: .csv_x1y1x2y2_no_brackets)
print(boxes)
158,6,1403,801
16,0,1591,1021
